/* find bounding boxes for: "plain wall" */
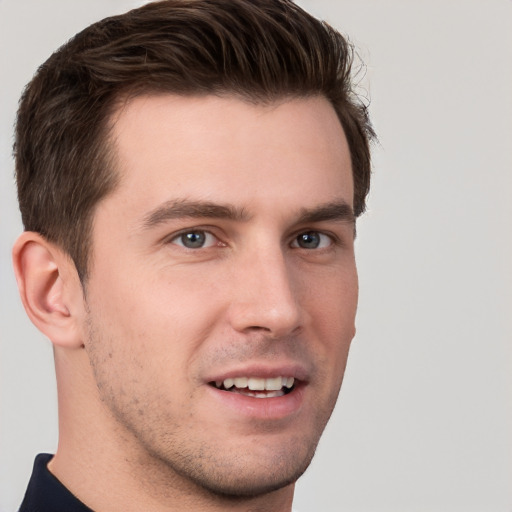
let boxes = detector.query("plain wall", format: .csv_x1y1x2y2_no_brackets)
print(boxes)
1,1,511,510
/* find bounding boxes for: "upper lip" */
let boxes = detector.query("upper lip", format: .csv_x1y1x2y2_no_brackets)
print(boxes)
205,362,310,384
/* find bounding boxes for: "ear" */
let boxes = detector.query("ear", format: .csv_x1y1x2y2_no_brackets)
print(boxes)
12,232,85,349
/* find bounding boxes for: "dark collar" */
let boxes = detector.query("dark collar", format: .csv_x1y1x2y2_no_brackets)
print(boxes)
19,454,93,512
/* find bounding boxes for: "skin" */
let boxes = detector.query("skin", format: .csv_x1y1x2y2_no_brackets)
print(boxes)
13,94,358,512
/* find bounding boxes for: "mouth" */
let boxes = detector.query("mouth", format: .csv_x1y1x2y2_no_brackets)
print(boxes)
209,376,296,398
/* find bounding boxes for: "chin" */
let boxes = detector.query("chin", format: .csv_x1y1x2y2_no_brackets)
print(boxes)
186,453,313,499
161,435,318,500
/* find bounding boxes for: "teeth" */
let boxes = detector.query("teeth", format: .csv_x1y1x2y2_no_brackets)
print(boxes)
248,390,285,398
223,378,234,389
233,377,248,388
248,377,265,390
217,376,295,391
265,377,283,391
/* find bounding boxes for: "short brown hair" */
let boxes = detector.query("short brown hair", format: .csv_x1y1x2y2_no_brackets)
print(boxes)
15,0,374,282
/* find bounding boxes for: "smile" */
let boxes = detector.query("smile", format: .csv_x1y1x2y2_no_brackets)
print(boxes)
211,376,296,398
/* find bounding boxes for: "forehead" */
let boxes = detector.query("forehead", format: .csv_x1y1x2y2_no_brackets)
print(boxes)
105,94,353,216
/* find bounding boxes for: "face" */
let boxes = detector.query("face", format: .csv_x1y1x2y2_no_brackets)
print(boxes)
83,94,357,497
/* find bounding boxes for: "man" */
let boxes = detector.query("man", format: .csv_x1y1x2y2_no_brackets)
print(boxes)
12,0,373,510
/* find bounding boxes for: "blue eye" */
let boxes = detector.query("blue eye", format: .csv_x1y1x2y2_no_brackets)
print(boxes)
172,231,216,249
292,231,331,249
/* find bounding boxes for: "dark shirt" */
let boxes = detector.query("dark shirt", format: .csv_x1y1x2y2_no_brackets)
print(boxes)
19,454,93,512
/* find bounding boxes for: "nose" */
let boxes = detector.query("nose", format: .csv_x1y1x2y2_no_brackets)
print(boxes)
227,247,303,338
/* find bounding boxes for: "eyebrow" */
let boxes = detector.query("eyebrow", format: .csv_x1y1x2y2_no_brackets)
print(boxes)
296,200,355,226
139,198,355,231
141,199,250,229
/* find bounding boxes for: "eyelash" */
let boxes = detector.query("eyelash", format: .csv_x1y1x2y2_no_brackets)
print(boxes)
290,231,335,250
170,230,223,249
167,228,339,251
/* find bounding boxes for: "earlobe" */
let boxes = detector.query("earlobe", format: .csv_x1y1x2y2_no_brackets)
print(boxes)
12,232,85,349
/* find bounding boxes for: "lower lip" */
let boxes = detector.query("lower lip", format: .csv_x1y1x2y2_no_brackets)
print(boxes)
206,383,306,420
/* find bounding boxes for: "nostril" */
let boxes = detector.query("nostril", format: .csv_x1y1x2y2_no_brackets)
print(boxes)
246,325,271,332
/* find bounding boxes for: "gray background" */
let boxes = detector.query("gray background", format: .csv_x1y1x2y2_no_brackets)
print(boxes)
1,1,511,510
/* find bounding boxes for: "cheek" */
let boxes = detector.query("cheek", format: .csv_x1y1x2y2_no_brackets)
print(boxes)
308,264,358,334
85,266,226,377
306,266,358,381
